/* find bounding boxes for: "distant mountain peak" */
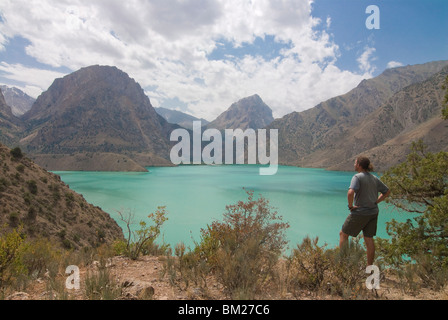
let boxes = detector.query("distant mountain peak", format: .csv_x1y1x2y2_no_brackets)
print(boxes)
207,94,274,130
155,107,209,130
19,65,176,170
0,85,35,116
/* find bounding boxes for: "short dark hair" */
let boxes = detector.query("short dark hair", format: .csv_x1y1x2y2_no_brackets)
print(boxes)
356,156,374,172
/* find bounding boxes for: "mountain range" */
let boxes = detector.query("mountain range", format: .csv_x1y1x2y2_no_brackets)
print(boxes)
155,94,274,131
327,67,448,171
4,66,180,171
155,107,209,130
0,60,447,172
1,60,446,258
267,60,448,171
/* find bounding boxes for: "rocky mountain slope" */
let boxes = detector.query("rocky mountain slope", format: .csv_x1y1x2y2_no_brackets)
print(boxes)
206,94,274,131
0,142,124,249
269,60,448,170
1,61,447,172
0,85,35,116
19,65,176,171
156,107,209,130
0,89,23,147
327,66,448,171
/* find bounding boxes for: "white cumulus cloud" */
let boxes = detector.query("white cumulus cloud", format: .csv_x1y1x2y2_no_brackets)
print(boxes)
357,46,377,76
0,62,66,98
0,0,368,120
386,61,404,69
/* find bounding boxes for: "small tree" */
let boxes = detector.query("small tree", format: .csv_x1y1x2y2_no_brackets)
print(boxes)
116,207,168,260
379,141,448,289
0,226,27,288
196,190,289,299
10,147,23,160
288,236,331,294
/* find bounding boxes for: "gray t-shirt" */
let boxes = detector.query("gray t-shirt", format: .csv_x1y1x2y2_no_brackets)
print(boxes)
350,172,389,215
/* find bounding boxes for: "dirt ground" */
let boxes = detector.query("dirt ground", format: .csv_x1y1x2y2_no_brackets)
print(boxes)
4,255,448,301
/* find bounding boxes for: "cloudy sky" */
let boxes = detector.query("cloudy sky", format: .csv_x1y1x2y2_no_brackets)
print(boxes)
0,0,447,121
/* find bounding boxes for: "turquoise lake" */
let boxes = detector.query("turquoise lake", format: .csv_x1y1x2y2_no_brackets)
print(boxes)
55,165,408,251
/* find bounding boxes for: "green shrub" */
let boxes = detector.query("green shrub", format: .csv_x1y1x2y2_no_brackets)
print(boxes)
287,237,330,295
195,190,289,299
84,265,122,300
0,177,9,192
62,239,72,250
27,180,38,195
0,226,27,288
162,242,211,294
10,147,23,160
326,237,368,299
22,237,63,279
116,206,168,260
27,206,37,221
8,212,21,228
65,192,75,207
379,141,448,290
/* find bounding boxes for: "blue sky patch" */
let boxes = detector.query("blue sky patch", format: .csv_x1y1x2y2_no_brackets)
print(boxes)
208,35,293,62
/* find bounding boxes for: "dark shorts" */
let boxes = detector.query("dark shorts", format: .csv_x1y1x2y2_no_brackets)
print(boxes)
341,213,378,238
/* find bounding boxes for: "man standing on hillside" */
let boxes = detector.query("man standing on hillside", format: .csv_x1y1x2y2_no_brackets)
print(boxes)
339,156,391,266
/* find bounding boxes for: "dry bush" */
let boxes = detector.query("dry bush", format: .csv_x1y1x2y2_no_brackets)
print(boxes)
195,190,289,299
287,237,330,296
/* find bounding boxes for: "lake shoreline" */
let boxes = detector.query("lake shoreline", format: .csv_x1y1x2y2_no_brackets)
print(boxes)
54,165,405,252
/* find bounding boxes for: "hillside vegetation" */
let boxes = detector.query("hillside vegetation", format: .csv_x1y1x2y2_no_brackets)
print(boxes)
1,63,447,300
1,166,447,300
0,143,124,250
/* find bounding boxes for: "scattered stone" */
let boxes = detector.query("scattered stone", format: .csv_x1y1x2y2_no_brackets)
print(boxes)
7,292,29,300
137,286,155,300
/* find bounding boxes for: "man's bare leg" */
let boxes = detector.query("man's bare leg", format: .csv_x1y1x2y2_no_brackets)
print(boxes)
339,230,349,248
364,236,375,266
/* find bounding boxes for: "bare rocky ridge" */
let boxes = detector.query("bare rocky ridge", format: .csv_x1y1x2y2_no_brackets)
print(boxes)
269,60,448,171
206,94,274,131
1,61,447,172
20,65,178,171
0,89,23,147
156,107,209,130
31,153,150,172
326,67,448,171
